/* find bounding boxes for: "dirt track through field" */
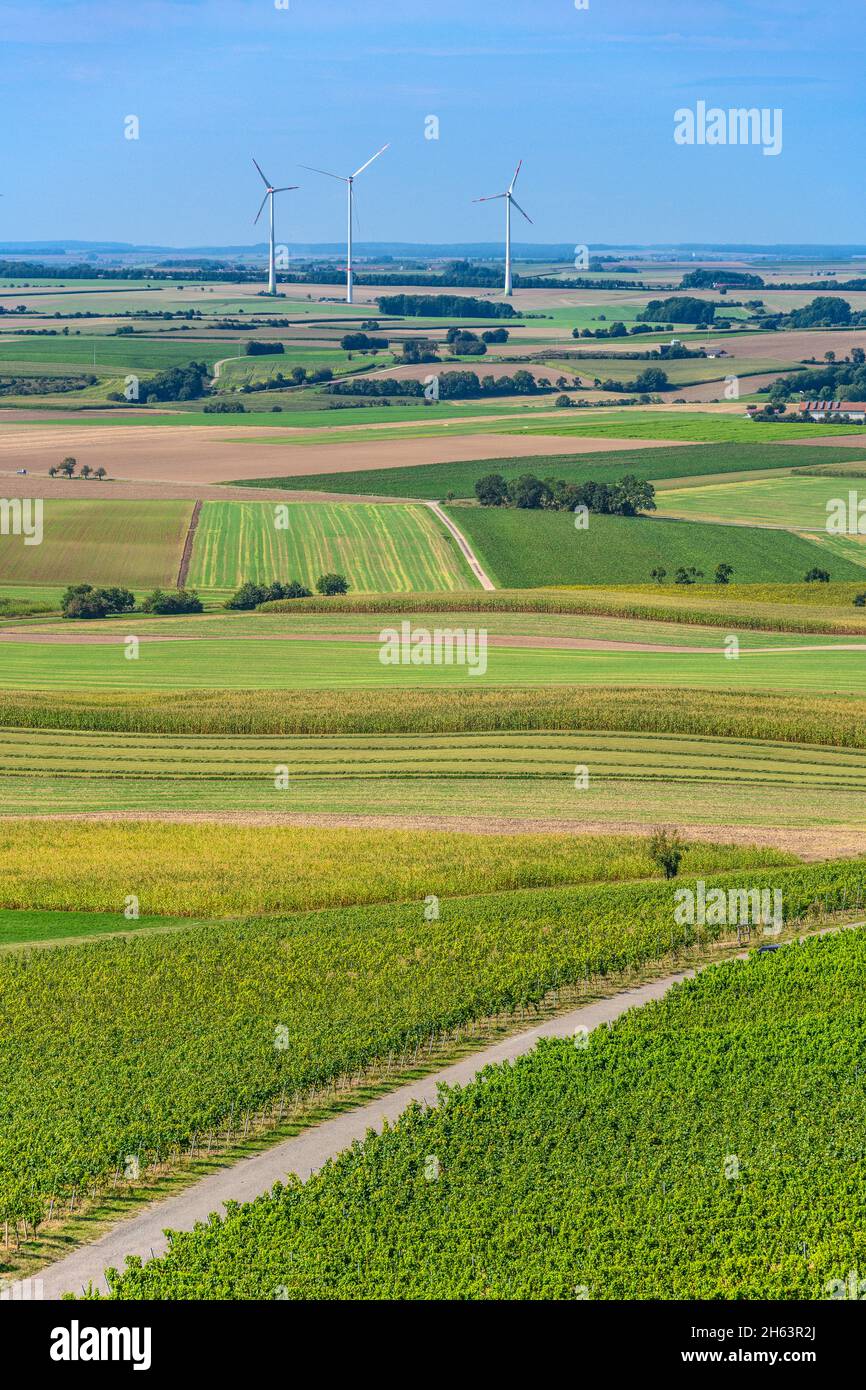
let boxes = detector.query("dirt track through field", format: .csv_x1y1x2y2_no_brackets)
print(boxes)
8,810,866,860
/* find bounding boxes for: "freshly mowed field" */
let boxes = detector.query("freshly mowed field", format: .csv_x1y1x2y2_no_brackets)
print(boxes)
3,634,866,693
0,500,192,587
444,507,866,587
656,474,866,533
187,500,477,592
233,443,865,500
3,727,866,829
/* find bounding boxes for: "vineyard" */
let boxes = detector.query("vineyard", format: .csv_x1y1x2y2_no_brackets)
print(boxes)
95,928,866,1299
1,860,864,1232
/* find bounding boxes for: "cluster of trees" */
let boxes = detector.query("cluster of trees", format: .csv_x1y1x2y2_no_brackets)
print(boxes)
767,348,866,405
121,361,209,404
47,457,107,480
638,297,717,326
225,574,350,608
0,373,97,397
566,344,703,361
400,337,439,364
341,332,389,351
245,341,285,356
475,472,656,515
788,296,861,328
650,564,733,586
680,269,764,289
326,369,543,400
203,399,247,413
572,321,669,339
446,327,487,356
61,584,203,618
602,367,670,394
376,294,516,318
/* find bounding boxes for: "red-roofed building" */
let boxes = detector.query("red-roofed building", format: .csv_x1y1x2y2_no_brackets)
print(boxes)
799,401,866,422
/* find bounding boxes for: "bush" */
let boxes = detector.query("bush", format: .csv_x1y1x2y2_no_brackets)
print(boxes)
225,580,313,610
203,400,246,413
804,568,831,583
245,341,284,356
61,584,135,620
140,588,203,615
648,827,685,879
315,573,350,596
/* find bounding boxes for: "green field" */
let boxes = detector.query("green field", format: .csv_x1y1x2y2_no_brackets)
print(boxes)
3,634,866,693
0,500,192,587
445,507,866,587
99,928,866,1301
187,500,477,592
0,336,226,373
231,443,866,499
541,355,792,386
0,908,210,949
657,473,866,533
496,411,864,444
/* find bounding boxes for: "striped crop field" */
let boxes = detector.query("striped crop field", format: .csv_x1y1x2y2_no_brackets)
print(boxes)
2,727,866,828
0,500,193,588
186,501,478,592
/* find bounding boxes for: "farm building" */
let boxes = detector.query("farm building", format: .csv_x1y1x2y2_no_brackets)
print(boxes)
798,400,866,422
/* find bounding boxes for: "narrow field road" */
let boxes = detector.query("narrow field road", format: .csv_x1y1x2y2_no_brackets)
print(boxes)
176,499,202,587
26,966,698,1300
427,501,496,590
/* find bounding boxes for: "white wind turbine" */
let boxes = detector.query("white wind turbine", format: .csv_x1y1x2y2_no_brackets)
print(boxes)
473,160,533,297
252,158,298,296
300,144,389,304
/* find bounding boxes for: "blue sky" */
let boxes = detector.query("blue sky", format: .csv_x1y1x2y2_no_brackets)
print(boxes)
2,0,863,247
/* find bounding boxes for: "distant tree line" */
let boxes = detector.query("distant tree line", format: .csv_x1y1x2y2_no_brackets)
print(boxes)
325,369,543,399
226,574,350,608
61,584,203,618
376,294,516,318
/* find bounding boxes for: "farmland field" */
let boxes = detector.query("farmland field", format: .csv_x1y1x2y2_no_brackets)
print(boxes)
186,500,478,591
656,473,866,532
0,499,192,587
444,506,866,587
3,726,866,829
98,928,866,1301
233,443,866,499
3,633,866,693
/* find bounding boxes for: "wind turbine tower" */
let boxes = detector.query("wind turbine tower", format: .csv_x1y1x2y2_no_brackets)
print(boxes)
252,158,298,296
474,161,533,296
300,145,390,304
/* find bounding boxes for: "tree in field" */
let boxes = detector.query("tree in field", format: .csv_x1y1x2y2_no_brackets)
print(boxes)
94,466,107,480
804,567,830,583
316,573,350,596
675,566,703,585
650,568,667,584
60,457,76,477
612,475,656,516
508,474,554,510
474,473,510,507
854,593,866,608
648,828,686,880
714,563,734,585
47,466,58,477
80,463,92,479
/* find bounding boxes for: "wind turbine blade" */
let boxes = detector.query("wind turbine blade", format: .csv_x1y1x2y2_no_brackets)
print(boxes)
510,195,533,224
352,143,390,178
253,191,270,225
252,157,272,189
272,186,299,193
299,163,347,182
508,159,523,193
473,193,507,203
